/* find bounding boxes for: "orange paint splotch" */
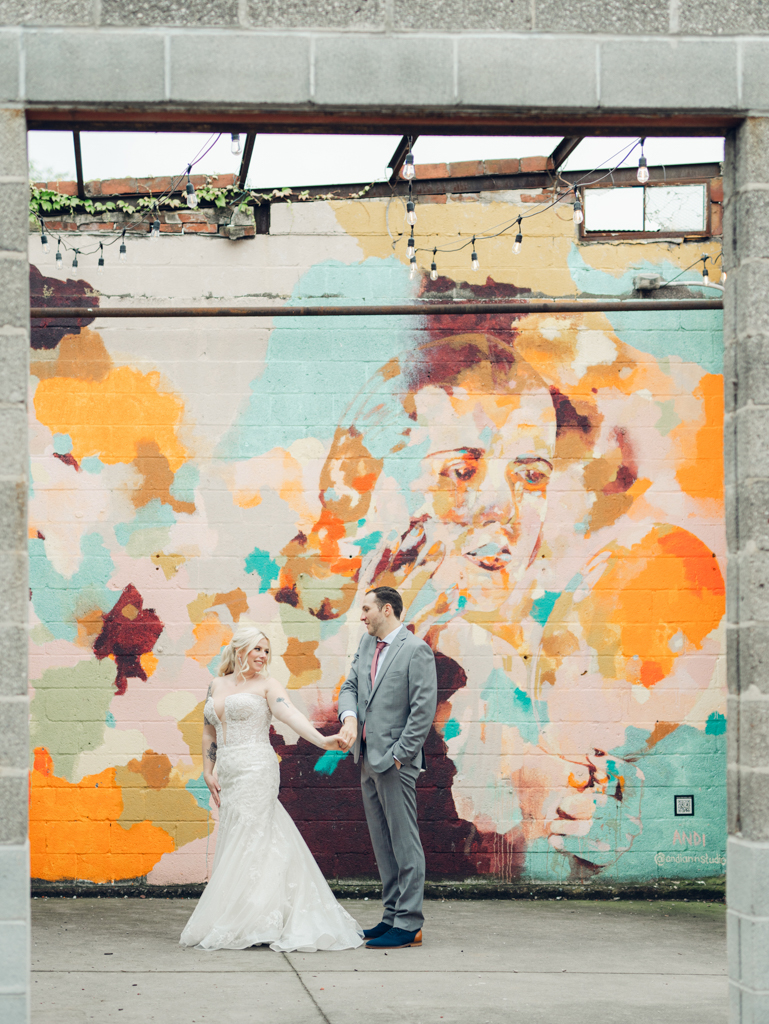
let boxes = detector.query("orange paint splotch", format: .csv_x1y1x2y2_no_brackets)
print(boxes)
139,651,159,678
34,365,189,472
186,611,233,666
29,748,174,882
584,526,724,688
674,373,724,503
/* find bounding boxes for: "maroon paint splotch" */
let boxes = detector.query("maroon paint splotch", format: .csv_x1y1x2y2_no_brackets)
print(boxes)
94,584,164,695
29,264,98,350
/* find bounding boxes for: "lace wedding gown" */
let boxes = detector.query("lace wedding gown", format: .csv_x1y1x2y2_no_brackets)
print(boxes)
180,692,363,952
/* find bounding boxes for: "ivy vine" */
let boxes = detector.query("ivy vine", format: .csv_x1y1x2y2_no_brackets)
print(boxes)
29,178,375,220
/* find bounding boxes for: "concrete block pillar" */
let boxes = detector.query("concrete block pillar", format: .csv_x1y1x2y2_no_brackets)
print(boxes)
725,117,769,1024
0,107,30,1024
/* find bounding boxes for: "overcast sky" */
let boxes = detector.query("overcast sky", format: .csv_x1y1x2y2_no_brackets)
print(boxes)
28,132,725,189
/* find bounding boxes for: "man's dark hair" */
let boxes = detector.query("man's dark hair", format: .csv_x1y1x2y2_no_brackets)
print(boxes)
366,586,403,620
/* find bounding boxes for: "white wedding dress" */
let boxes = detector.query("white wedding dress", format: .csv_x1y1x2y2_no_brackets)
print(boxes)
180,692,363,952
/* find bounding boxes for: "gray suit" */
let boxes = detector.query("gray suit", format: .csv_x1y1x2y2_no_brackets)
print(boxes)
338,627,437,932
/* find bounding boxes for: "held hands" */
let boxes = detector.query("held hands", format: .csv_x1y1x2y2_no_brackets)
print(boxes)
338,717,358,752
323,733,348,751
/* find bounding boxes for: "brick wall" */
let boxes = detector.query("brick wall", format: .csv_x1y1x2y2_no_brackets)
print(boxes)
27,178,726,886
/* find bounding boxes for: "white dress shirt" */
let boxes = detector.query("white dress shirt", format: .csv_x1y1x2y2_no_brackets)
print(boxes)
340,623,403,722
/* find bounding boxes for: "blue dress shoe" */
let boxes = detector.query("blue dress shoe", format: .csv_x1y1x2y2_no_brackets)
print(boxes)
362,921,393,940
365,926,422,949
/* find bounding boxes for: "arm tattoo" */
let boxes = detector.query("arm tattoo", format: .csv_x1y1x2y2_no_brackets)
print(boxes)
276,697,289,707
206,741,217,764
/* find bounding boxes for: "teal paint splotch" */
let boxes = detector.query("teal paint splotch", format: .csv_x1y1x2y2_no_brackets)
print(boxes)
531,591,560,625
314,749,349,775
480,669,545,745
105,711,116,729
218,257,417,462
186,773,211,811
80,456,103,474
706,711,727,736
29,531,116,642
443,717,461,741
53,433,72,455
567,245,723,375
353,531,383,557
114,499,176,546
244,547,280,593
170,463,199,505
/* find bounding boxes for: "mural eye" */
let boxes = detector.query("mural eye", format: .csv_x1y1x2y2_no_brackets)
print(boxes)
441,461,476,483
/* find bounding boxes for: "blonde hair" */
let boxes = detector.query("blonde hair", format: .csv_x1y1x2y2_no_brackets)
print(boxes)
218,624,271,678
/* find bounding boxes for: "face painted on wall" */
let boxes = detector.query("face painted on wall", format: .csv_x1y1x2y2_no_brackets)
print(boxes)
403,375,556,614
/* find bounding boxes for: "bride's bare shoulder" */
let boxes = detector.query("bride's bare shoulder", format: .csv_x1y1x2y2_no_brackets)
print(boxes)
207,675,228,698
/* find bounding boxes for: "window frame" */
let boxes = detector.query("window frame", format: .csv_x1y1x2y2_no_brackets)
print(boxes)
578,178,713,240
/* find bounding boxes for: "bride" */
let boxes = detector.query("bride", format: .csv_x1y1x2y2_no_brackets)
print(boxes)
180,625,363,952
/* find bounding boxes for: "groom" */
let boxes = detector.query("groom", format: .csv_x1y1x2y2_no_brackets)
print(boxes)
338,586,437,949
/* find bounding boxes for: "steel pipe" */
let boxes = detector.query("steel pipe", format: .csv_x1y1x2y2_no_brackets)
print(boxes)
30,299,723,319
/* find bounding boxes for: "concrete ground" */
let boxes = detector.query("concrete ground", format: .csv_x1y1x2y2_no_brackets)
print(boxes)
32,898,726,1024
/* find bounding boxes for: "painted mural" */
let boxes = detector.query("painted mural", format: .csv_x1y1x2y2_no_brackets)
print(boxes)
28,188,726,885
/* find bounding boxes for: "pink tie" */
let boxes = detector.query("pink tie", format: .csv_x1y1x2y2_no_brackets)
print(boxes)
362,640,387,741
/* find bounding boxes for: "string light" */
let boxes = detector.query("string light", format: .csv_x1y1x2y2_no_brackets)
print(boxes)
637,138,650,184
513,217,522,255
471,238,480,272
721,269,727,285
39,222,50,254
97,243,105,272
409,254,418,279
573,195,584,225
231,133,241,156
402,138,416,181
185,167,198,210
71,250,79,269
406,199,417,227
701,255,710,286
407,232,415,258
55,240,63,268
119,230,127,263
430,249,438,281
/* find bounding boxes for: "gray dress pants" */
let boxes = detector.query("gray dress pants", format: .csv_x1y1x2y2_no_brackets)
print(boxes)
360,746,425,932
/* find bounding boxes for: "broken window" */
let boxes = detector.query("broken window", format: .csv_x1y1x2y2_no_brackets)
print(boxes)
582,182,709,237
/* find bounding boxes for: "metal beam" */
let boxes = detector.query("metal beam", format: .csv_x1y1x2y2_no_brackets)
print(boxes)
72,130,86,200
27,109,737,135
388,134,418,184
30,299,722,319
237,132,256,187
550,136,583,171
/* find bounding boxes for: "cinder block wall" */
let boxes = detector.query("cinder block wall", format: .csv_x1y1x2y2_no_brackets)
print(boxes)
26,177,726,887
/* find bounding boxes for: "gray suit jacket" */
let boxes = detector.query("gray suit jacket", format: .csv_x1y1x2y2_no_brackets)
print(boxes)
337,626,437,773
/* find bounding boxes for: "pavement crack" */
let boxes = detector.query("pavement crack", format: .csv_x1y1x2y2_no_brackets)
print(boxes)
282,954,332,1024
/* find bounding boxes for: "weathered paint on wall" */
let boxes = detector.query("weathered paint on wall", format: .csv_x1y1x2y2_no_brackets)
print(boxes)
28,188,725,885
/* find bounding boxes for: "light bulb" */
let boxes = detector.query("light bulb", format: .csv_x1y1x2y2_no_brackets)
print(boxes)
231,133,241,155
573,199,583,225
407,235,415,257
41,232,50,254
55,249,63,268
186,181,198,209
471,250,480,272
97,255,105,272
513,232,522,255
637,155,649,184
409,255,418,279
72,254,78,269
721,270,727,285
118,241,127,264
702,269,710,286
151,217,160,238
430,259,438,281
406,200,417,227
402,152,416,180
